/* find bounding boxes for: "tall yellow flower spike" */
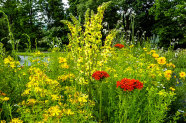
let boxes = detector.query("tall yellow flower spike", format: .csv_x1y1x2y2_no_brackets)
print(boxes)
61,2,116,82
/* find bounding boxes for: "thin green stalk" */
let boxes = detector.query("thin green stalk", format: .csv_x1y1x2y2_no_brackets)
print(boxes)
0,10,15,53
22,34,31,52
99,82,103,122
129,14,135,45
35,38,37,51
119,94,122,123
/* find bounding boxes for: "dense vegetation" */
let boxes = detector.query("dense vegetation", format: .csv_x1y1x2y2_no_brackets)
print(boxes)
0,1,185,123
0,0,185,51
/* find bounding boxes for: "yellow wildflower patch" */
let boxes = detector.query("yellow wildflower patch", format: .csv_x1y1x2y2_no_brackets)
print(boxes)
157,57,166,65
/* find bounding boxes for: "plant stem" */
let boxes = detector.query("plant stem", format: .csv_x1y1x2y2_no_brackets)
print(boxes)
99,82,102,122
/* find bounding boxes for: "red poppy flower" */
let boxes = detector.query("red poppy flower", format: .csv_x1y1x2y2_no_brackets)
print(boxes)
116,78,143,91
92,71,109,80
114,44,124,49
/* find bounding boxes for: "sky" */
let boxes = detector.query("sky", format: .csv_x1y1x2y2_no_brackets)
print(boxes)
62,0,69,9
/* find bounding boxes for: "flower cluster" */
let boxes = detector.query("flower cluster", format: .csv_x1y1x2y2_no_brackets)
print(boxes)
4,56,20,68
157,57,166,65
166,62,176,68
58,57,67,63
34,51,42,56
116,78,143,91
164,70,172,80
9,118,23,123
92,71,109,80
0,90,9,102
58,74,75,82
152,53,159,58
114,44,124,49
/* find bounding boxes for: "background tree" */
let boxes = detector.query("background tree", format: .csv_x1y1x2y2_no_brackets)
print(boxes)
0,0,67,50
67,0,120,29
150,0,186,48
0,0,44,51
0,0,185,50
38,0,68,46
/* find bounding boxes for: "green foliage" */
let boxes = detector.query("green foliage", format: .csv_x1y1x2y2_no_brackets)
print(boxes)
0,42,185,122
0,43,5,59
150,0,186,47
0,0,68,51
68,0,120,29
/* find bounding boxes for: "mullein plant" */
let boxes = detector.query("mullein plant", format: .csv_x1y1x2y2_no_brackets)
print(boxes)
61,1,117,95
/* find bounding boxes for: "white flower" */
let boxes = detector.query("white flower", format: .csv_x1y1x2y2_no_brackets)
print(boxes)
178,109,184,113
102,22,108,27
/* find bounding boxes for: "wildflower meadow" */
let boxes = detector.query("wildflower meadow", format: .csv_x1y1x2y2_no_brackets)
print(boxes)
0,2,185,123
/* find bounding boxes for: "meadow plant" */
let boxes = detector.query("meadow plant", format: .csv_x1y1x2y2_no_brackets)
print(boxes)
0,2,185,123
22,34,31,53
61,1,117,96
0,11,15,54
0,43,5,59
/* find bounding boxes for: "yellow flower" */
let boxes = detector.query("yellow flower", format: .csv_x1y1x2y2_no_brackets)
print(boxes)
34,87,42,92
78,97,87,103
143,48,147,51
79,77,88,85
22,89,30,96
150,50,156,54
58,57,67,63
60,63,69,69
164,70,172,80
27,99,36,104
51,95,59,101
1,120,6,123
2,97,9,101
170,87,175,91
4,56,13,64
166,62,176,68
10,62,16,68
152,53,159,58
35,51,42,56
147,64,156,69
22,72,26,76
21,101,26,105
158,90,167,97
78,94,88,103
16,61,20,66
157,57,166,65
64,109,74,115
44,100,48,104
114,74,118,78
158,91,164,96
43,62,48,67
129,44,134,48
179,71,186,78
169,91,176,96
10,118,23,123
48,105,61,117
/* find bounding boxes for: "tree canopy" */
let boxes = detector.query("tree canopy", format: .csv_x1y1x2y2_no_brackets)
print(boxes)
0,0,185,50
